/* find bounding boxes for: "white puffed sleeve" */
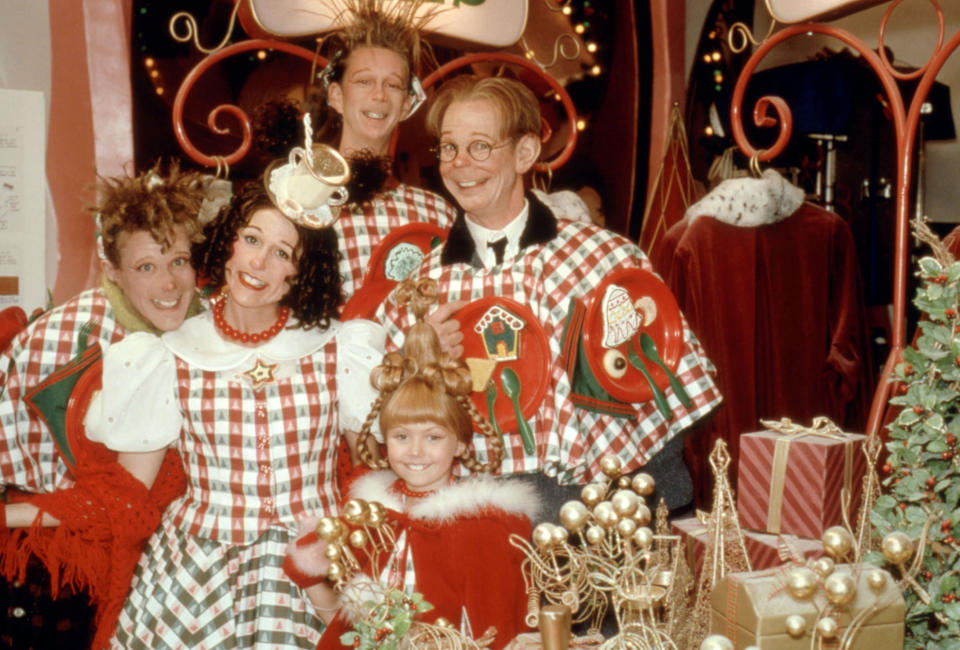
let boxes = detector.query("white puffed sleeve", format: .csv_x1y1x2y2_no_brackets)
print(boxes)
336,319,386,438
84,331,182,452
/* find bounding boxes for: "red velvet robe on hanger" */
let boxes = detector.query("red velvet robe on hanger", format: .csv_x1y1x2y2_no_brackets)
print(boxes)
656,201,875,507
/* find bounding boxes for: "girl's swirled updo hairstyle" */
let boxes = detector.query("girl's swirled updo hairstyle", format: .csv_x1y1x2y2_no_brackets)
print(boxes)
192,180,342,330
356,277,504,473
311,0,438,145
93,159,207,267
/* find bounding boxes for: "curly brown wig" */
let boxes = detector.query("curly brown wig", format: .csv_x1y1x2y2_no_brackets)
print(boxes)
192,180,342,330
356,277,504,473
91,159,207,266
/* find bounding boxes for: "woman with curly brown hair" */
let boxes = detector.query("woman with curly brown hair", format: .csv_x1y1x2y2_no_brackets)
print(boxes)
84,177,386,649
284,278,536,649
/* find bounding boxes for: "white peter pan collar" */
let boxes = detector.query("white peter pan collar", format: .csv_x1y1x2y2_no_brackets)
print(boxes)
163,310,340,371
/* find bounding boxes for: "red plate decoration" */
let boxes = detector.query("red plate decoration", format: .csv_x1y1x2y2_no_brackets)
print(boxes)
363,222,447,286
582,268,684,404
341,223,448,321
454,297,550,437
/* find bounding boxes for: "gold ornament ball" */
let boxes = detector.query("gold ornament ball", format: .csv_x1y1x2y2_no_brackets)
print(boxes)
816,616,838,639
585,525,606,545
824,572,857,608
549,524,569,546
533,523,555,551
316,517,340,543
632,503,652,526
784,614,806,639
581,483,606,507
617,517,638,538
618,476,631,489
821,526,853,561
611,489,639,517
342,499,369,526
630,472,656,496
881,531,915,565
593,501,619,528
324,543,340,561
866,569,888,590
600,454,623,478
435,617,453,628
812,557,835,578
786,567,818,600
349,528,368,549
366,502,386,527
559,501,590,532
333,519,349,543
327,561,344,582
699,635,734,650
632,526,654,549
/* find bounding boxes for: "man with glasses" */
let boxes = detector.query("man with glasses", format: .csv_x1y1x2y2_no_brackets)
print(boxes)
380,75,721,516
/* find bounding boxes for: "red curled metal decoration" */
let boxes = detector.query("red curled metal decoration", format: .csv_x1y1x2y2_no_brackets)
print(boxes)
729,0,958,440
420,52,579,172
172,39,327,168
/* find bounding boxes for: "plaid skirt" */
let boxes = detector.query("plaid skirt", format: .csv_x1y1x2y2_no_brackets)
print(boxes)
111,517,324,649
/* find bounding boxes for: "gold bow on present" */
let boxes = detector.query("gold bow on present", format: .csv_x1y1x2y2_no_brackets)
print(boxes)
758,416,855,534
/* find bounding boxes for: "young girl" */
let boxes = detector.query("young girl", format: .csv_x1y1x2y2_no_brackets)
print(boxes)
285,278,537,649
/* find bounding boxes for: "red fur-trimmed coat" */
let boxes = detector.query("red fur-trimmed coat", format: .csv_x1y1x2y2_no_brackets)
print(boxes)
286,471,538,650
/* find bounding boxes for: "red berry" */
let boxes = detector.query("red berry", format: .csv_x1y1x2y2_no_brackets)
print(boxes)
943,451,954,460
882,462,893,474
904,363,914,375
913,405,925,414
927,477,936,487
901,468,911,475
949,435,957,446
947,308,957,318
946,535,957,545
899,502,908,510
938,274,949,283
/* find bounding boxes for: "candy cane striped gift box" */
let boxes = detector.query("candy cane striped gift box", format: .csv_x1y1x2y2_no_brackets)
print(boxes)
737,429,866,539
671,516,823,579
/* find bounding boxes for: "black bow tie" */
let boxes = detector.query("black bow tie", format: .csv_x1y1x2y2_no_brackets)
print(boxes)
487,238,507,265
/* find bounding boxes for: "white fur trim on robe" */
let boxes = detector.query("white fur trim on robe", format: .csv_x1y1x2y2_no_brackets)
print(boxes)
349,470,541,523
684,169,805,227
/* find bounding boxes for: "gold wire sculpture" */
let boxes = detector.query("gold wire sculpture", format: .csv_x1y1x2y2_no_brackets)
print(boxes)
690,439,752,646
508,454,688,648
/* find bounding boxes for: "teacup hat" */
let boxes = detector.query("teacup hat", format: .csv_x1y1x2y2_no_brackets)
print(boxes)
264,113,351,229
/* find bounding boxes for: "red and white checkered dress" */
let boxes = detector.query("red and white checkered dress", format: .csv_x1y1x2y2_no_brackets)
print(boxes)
333,183,455,301
381,220,722,484
86,314,385,649
0,288,126,493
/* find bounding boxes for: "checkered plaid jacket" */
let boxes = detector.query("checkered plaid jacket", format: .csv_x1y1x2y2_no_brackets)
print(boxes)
333,182,456,301
0,289,124,492
380,194,722,484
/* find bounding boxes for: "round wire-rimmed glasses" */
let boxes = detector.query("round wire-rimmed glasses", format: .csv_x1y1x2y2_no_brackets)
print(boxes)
432,140,513,162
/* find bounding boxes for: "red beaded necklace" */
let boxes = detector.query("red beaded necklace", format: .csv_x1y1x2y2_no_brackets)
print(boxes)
393,479,436,500
212,292,290,344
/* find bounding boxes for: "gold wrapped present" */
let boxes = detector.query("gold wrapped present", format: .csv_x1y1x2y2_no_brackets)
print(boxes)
711,564,904,649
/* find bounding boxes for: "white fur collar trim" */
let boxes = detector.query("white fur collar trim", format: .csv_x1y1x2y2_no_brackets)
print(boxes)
350,471,540,523
162,311,341,371
684,169,804,227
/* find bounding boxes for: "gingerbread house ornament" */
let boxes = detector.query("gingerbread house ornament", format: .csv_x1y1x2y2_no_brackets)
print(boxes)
474,305,525,362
